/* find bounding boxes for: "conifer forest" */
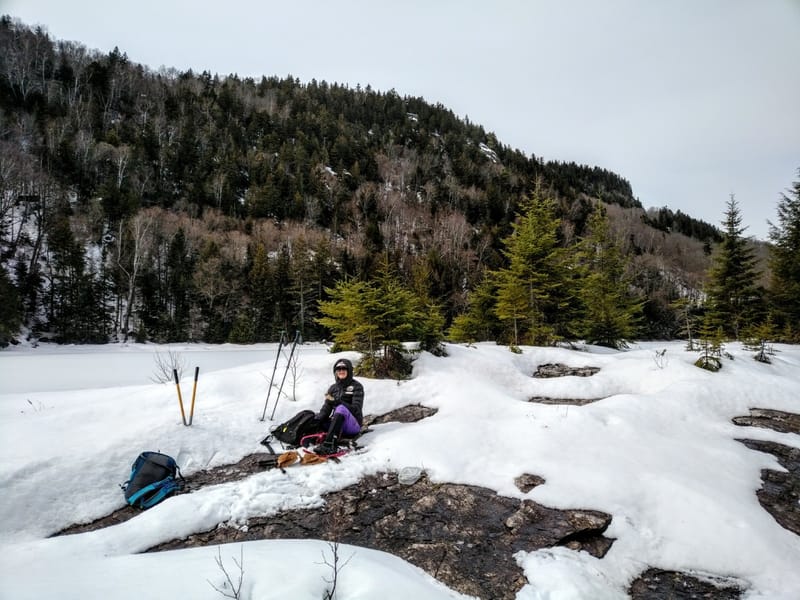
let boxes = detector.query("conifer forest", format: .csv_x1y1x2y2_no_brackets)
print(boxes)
1,18,798,354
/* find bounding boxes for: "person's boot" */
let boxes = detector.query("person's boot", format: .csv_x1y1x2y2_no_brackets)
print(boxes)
315,412,343,455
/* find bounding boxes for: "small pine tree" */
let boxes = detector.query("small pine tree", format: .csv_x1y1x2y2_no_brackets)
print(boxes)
742,317,779,364
694,314,725,371
670,296,700,350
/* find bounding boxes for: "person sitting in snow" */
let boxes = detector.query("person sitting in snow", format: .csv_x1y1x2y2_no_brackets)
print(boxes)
314,358,364,455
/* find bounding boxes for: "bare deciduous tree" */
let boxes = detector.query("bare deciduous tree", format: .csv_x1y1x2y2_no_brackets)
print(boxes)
117,211,153,342
207,546,245,600
150,348,186,384
319,510,354,600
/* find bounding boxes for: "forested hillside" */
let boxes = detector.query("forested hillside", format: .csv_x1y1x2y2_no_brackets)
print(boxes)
2,17,792,348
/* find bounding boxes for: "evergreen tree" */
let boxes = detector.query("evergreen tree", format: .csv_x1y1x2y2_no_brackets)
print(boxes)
575,204,641,348
271,245,294,334
447,277,501,343
742,317,779,364
165,228,194,341
768,172,800,340
247,243,274,341
318,256,442,377
408,257,446,355
45,212,109,343
705,195,760,339
0,267,22,346
694,313,724,372
317,278,374,351
493,193,567,346
670,296,701,349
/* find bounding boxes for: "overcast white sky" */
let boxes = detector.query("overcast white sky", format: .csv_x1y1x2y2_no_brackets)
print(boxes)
5,0,799,240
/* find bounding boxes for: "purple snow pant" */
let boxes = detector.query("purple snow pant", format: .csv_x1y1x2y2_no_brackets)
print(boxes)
331,404,361,436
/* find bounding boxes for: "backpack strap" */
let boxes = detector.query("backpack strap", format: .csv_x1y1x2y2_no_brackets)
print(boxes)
260,435,277,455
139,478,182,509
126,475,183,508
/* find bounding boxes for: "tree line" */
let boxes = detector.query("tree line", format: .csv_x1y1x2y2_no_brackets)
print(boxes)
1,17,798,353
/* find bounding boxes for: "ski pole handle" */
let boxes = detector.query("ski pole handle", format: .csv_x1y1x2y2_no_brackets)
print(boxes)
188,366,199,426
173,368,187,426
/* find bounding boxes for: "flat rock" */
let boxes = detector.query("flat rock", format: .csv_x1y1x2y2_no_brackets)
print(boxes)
629,568,743,599
732,408,800,536
529,396,604,406
732,408,800,434
364,403,437,426
533,363,600,378
514,473,545,493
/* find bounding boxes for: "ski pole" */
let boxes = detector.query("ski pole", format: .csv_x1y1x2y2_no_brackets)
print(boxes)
173,368,188,426
269,330,300,421
188,366,199,426
260,331,287,421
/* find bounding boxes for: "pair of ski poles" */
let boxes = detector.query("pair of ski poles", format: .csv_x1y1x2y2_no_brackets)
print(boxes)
260,330,300,422
173,367,199,426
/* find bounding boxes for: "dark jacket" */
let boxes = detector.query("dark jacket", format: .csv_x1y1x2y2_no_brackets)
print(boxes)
322,358,364,425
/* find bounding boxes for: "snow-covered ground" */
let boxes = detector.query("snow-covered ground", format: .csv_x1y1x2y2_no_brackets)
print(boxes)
1,340,798,599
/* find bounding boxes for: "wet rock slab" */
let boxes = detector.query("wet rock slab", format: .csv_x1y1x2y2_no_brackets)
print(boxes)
528,396,604,406
529,364,604,404
738,439,800,535
533,363,600,378
733,408,800,537
732,408,800,434
148,472,614,600
629,568,743,599
364,403,437,426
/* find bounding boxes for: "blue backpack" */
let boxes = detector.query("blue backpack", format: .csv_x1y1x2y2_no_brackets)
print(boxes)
121,452,184,509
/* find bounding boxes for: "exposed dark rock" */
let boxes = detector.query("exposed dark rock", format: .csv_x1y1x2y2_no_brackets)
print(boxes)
737,439,800,536
514,473,545,493
629,568,743,599
732,408,800,537
528,396,604,406
53,504,141,536
364,403,438,426
732,408,800,434
533,363,600,378
147,472,614,600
